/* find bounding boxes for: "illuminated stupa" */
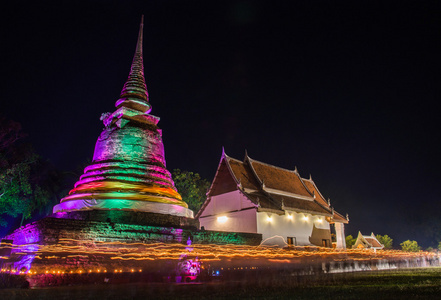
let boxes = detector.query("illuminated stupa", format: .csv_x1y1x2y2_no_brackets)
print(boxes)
53,17,193,218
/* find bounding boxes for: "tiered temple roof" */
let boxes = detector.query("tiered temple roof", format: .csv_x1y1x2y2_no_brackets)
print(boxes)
198,150,348,223
53,17,193,218
354,232,384,249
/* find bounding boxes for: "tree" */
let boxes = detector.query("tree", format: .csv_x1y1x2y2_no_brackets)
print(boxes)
400,240,421,252
0,117,51,227
437,242,441,251
172,169,210,212
376,234,393,249
345,235,356,248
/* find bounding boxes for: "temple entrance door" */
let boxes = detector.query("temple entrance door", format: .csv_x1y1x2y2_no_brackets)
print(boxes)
287,237,296,246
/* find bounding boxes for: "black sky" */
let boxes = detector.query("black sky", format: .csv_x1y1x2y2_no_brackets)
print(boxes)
1,0,441,247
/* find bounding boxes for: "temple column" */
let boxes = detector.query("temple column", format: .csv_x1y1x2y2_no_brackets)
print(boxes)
334,222,346,249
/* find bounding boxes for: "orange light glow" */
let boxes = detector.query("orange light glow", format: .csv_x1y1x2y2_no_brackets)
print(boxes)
4,237,436,275
217,216,228,223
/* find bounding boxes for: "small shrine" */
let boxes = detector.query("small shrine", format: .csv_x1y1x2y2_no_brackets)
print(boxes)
353,232,384,250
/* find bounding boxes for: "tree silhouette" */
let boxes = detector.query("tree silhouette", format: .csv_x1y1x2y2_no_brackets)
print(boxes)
376,234,393,249
172,169,210,213
0,117,54,227
400,240,421,252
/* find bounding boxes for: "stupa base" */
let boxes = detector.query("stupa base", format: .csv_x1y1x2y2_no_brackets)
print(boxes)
0,211,262,285
51,209,199,229
53,199,194,218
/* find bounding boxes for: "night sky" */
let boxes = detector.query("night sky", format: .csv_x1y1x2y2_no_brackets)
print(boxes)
1,1,441,247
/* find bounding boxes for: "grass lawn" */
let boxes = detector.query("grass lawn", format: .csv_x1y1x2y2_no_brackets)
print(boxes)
1,267,441,299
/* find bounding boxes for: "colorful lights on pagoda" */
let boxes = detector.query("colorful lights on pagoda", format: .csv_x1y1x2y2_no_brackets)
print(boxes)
53,16,192,218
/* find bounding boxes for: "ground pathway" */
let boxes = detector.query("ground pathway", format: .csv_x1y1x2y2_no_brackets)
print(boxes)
1,267,441,299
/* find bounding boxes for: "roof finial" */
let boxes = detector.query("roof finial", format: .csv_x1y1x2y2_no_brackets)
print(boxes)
115,15,151,113
237,178,243,190
136,15,144,54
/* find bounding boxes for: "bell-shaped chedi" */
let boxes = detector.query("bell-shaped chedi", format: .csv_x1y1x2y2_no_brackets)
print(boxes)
53,17,193,218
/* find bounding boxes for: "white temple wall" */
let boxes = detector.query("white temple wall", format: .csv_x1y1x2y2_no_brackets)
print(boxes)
199,208,258,233
199,190,255,216
198,191,333,245
198,190,257,233
256,210,330,246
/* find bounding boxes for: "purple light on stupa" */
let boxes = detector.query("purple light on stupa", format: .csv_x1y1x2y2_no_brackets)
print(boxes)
53,16,193,218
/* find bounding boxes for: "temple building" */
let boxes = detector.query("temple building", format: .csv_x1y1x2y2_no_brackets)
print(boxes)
353,232,384,250
197,150,349,248
53,16,193,218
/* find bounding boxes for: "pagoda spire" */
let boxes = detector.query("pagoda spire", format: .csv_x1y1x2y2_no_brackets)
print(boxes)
115,15,151,113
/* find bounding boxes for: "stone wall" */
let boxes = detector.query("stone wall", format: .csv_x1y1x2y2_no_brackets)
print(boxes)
51,210,200,230
192,230,262,245
5,215,262,247
1,215,261,276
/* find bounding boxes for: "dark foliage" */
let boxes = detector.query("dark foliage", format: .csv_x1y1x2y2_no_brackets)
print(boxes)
0,116,63,229
0,273,29,289
172,169,210,212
